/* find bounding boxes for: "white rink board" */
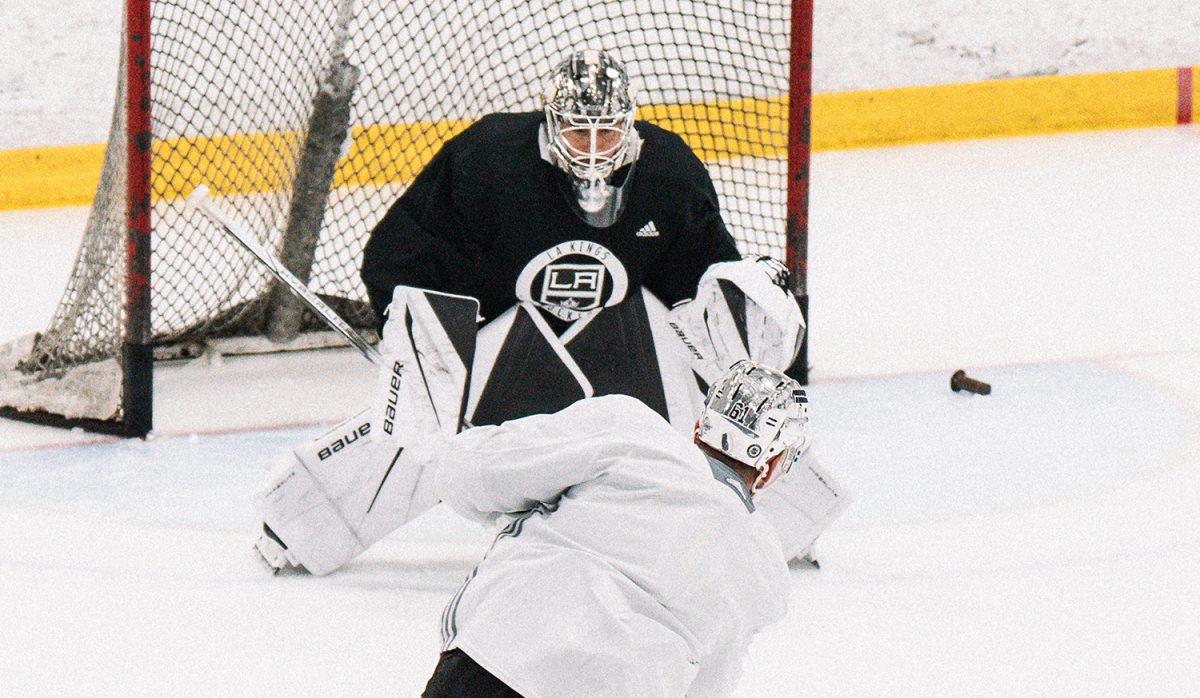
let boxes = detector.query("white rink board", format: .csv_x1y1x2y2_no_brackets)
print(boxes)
6,1,1200,148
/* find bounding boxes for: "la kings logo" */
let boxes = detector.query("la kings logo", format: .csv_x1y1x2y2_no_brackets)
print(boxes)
515,240,630,321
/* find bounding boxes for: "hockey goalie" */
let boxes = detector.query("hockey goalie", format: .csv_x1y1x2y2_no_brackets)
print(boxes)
255,284,847,577
253,49,848,575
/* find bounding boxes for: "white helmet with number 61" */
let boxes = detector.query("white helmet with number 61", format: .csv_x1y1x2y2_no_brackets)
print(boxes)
697,360,811,493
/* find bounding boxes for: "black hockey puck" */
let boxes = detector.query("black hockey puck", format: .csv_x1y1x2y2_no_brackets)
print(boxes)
951,369,991,395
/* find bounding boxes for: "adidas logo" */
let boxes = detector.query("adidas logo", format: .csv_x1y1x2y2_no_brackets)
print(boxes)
635,221,659,238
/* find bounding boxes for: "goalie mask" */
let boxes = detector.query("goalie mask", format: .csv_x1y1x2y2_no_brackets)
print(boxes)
697,360,810,493
542,49,639,227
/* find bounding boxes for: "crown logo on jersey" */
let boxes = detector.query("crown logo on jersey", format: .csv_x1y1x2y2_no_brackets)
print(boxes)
515,240,630,321
635,221,659,238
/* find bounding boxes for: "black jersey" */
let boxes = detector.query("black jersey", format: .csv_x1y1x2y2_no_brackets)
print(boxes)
360,111,740,330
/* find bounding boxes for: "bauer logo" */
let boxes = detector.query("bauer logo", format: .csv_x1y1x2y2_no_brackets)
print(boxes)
515,240,629,321
668,321,705,361
382,360,403,436
317,422,370,460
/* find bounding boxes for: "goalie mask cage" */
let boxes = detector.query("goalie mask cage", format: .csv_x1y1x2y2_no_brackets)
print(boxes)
0,0,813,438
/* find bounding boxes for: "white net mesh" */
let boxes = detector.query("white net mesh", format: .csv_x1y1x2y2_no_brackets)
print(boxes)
2,0,799,427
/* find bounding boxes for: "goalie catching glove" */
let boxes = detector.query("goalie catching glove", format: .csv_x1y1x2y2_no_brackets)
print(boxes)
667,256,805,389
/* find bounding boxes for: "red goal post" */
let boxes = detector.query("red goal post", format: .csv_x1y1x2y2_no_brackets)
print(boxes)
0,0,814,437
787,0,813,386
124,0,154,437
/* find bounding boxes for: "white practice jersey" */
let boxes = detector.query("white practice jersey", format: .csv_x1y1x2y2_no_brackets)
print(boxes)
433,394,789,698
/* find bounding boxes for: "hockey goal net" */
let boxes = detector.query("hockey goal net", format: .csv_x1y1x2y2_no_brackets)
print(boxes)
0,0,812,436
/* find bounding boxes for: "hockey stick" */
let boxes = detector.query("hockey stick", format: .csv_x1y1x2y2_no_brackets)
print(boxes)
187,185,383,366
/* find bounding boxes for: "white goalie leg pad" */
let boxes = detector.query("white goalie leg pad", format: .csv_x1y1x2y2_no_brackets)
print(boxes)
754,448,850,561
255,285,477,575
640,288,707,431
257,446,366,576
253,523,295,572
667,257,805,387
373,285,479,445
257,408,445,576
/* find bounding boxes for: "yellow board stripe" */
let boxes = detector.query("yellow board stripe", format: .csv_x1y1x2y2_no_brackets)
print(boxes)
1,143,107,212
156,119,480,196
817,67,1185,150
1,67,1194,211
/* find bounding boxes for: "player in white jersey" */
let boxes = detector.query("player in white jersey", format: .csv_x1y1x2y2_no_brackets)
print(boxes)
421,361,838,697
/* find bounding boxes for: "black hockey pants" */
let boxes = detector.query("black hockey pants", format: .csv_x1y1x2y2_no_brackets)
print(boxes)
422,649,524,698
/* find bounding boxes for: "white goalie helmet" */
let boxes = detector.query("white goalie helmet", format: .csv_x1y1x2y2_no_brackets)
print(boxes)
542,49,638,226
697,360,811,493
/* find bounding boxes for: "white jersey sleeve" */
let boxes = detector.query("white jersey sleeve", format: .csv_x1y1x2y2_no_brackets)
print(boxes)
433,397,618,524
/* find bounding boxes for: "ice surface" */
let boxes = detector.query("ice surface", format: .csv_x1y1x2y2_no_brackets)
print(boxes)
2,126,1198,696
3,5,1200,691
